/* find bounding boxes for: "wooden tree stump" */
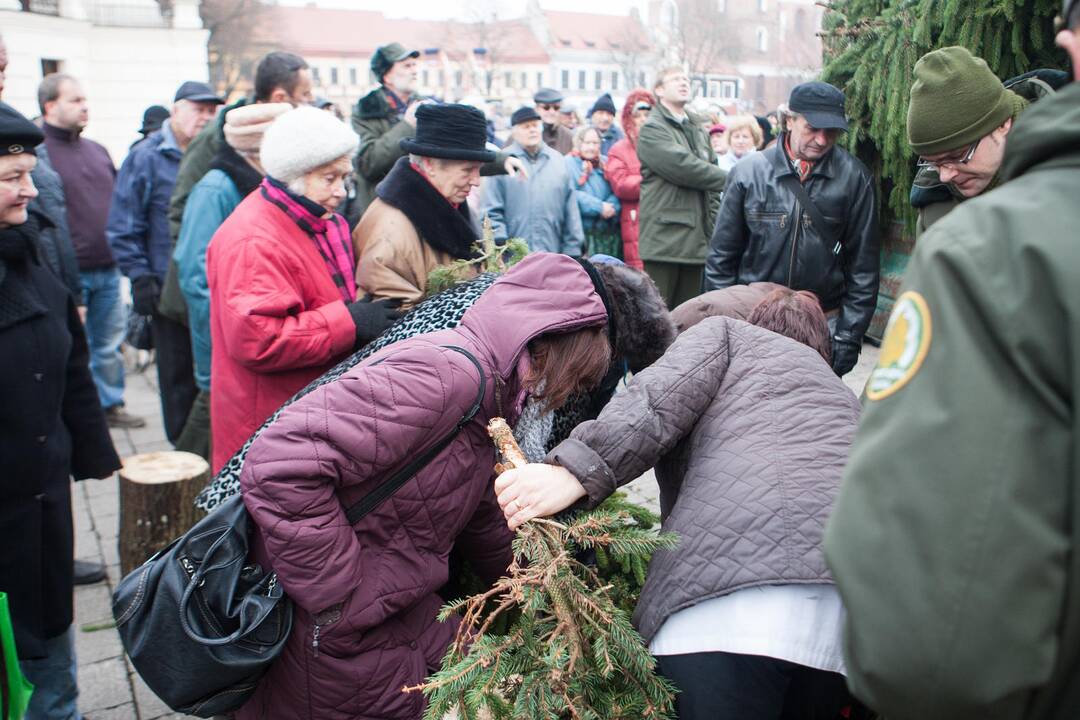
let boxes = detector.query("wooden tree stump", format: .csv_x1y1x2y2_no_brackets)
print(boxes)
118,451,209,576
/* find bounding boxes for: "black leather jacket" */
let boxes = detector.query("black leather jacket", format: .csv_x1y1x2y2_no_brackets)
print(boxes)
704,138,880,345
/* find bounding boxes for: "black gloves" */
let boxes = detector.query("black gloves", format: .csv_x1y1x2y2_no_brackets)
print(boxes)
132,275,161,317
831,338,861,377
347,296,404,345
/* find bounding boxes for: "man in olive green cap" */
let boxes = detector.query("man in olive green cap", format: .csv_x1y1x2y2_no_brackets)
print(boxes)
905,45,1068,237
826,5,1080,718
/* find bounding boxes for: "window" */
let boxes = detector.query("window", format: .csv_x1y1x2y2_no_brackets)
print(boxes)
611,71,619,90
721,81,738,98
438,70,445,86
330,67,339,85
758,0,766,11
312,66,321,84
41,59,61,76
422,69,430,86
595,70,602,90
537,71,544,87
708,80,720,98
454,70,463,87
757,27,768,52
638,70,646,86
561,69,570,89
578,70,586,90
521,71,528,88
505,71,513,88
349,67,357,85
795,8,807,32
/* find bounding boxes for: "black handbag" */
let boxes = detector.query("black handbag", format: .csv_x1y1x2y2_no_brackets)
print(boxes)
112,346,486,717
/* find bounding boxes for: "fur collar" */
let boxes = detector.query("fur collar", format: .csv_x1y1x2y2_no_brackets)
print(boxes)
375,157,479,259
355,88,393,121
210,142,263,197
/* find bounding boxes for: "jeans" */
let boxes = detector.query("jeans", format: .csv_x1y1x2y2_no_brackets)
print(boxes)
79,267,126,409
19,625,81,720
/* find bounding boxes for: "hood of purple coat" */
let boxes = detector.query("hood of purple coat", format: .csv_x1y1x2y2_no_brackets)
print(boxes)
454,252,609,381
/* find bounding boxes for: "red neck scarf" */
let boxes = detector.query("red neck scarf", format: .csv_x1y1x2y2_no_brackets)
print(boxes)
784,135,815,183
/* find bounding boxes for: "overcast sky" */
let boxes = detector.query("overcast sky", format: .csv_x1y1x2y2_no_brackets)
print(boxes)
277,0,645,20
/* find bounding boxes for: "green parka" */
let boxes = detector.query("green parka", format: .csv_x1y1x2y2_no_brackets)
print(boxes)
636,103,726,264
825,81,1080,720
351,87,414,219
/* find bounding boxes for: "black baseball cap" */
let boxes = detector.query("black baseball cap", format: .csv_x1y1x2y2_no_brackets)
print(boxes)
174,81,224,104
511,106,542,126
788,81,848,131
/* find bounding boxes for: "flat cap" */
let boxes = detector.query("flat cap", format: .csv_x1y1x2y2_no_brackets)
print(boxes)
511,106,542,126
174,80,224,104
533,88,563,105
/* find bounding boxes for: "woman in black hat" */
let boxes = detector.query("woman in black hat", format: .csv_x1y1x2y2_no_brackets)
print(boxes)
0,101,119,719
353,102,498,307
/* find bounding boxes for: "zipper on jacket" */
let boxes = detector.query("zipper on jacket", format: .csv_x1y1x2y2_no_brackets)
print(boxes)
787,199,802,286
312,623,320,658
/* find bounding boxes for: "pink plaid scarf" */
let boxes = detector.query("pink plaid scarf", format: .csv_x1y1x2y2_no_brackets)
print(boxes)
261,178,357,303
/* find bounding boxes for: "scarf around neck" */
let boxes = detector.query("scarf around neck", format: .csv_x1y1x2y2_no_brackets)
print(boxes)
375,157,480,259
261,177,357,303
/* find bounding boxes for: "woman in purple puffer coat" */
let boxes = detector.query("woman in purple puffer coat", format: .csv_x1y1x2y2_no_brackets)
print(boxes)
237,252,674,719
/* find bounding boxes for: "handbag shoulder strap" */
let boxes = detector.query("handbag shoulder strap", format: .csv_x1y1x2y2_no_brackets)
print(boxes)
343,345,486,525
778,173,830,243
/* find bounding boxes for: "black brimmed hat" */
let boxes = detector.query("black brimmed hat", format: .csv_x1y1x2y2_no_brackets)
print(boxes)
0,102,44,157
788,81,849,131
399,104,496,162
139,105,170,136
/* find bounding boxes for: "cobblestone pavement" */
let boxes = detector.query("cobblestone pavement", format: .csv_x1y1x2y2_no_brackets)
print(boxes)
71,343,879,717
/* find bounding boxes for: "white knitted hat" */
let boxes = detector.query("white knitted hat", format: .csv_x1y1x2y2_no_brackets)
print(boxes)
260,105,359,183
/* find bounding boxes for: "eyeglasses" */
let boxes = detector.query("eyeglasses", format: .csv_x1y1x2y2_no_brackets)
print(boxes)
917,138,981,171
538,103,561,111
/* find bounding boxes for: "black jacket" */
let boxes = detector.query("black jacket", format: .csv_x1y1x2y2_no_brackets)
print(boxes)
0,213,120,658
704,138,880,345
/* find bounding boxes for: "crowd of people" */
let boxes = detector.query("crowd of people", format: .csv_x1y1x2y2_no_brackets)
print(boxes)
1,0,1080,715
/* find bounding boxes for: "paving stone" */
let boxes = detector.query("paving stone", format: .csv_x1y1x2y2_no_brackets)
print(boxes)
83,701,138,719
77,657,132,713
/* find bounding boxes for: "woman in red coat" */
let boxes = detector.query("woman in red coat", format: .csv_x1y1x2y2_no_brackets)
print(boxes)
605,88,655,271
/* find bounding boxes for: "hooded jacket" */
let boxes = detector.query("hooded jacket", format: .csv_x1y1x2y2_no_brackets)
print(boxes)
826,81,1080,720
606,89,654,270
546,315,860,643
236,252,609,719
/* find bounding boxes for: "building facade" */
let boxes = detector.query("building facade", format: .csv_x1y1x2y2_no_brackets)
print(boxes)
1,0,211,162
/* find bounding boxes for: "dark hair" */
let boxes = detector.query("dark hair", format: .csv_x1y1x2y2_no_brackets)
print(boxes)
37,73,76,115
747,288,832,362
524,326,612,412
254,52,308,103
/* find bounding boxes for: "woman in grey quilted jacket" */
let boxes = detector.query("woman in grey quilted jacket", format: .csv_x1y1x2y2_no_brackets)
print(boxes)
495,288,862,720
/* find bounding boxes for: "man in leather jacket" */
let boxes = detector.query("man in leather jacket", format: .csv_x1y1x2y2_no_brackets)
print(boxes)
705,82,879,376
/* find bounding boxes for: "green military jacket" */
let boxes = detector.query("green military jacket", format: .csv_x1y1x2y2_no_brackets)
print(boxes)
351,87,414,220
636,103,726,264
825,81,1080,720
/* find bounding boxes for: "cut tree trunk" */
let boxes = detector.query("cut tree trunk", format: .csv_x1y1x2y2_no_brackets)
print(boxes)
118,451,209,575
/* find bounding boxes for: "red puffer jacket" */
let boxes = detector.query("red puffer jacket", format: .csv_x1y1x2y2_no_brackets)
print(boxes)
206,189,356,472
605,88,655,270
237,253,609,719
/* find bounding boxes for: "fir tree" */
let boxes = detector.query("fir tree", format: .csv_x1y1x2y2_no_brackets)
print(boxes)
426,216,530,296
405,420,679,720
820,0,1063,229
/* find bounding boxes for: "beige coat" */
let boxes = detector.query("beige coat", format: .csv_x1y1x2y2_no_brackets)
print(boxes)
353,198,463,308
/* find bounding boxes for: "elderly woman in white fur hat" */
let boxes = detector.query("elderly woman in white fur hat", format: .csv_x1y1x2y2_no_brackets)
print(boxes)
204,106,404,473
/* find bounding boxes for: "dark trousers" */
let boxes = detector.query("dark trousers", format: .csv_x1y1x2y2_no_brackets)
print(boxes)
643,261,704,310
656,652,850,720
174,389,211,461
150,308,198,445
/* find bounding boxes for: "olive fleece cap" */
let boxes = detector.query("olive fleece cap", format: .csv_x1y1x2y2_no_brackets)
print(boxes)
906,46,1022,156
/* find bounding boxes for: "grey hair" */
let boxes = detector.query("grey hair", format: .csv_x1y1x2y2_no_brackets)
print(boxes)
572,124,602,151
286,176,307,196
38,73,77,115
